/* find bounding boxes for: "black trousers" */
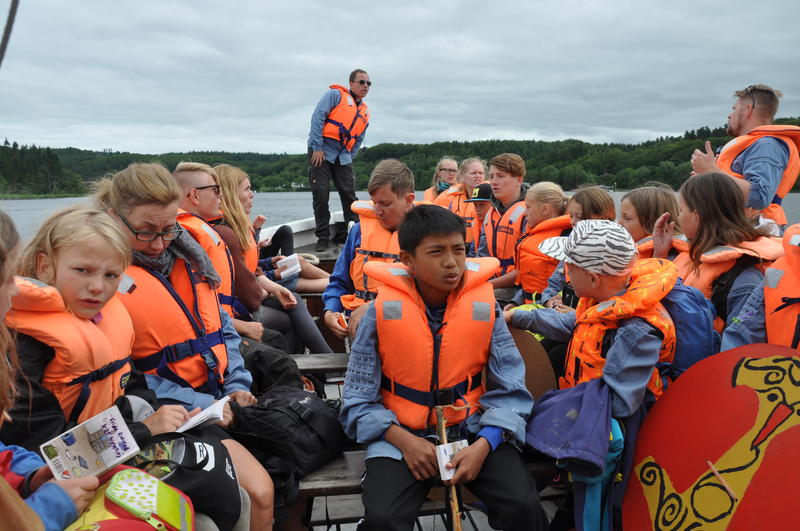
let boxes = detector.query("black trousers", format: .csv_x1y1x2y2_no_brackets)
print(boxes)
359,443,548,531
308,148,358,243
260,224,294,258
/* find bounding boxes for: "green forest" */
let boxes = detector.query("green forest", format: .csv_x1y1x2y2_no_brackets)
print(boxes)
2,117,799,196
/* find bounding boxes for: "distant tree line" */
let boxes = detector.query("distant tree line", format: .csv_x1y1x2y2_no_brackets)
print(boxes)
0,140,86,194
2,116,799,195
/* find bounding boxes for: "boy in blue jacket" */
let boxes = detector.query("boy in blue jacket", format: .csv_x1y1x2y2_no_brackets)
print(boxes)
340,205,547,531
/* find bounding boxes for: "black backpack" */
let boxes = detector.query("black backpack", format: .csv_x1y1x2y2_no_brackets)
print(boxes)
227,387,346,505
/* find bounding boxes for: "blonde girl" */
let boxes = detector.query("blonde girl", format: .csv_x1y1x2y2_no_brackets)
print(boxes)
511,182,571,305
215,164,330,294
5,206,197,442
0,209,100,530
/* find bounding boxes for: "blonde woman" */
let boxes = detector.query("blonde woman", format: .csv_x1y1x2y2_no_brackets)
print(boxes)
423,156,458,201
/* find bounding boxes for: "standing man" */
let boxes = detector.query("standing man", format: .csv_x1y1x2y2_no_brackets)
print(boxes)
308,69,371,252
691,84,800,228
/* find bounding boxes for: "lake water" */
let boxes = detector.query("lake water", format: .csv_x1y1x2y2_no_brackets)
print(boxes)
3,190,800,242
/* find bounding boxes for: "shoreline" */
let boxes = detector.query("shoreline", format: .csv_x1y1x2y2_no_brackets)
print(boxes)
0,193,87,200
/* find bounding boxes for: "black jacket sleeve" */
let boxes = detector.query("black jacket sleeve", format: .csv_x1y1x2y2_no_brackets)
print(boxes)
0,334,67,452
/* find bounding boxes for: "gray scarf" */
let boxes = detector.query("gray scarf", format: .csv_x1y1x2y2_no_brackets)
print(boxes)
131,230,221,289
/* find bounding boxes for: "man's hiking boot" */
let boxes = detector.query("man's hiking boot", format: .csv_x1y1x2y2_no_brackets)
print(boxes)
314,240,329,253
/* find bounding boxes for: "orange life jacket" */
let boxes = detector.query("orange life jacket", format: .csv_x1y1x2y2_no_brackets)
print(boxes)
367,257,499,430
435,185,479,247
118,261,228,395
483,201,527,275
716,125,800,225
764,224,800,349
423,187,437,202
561,258,678,399
635,235,688,259
244,228,259,273
674,237,783,298
321,84,370,152
6,277,134,423
177,211,241,320
674,237,783,331
341,200,402,311
515,215,572,302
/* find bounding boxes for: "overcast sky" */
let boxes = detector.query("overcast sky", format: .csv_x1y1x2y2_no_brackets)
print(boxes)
1,0,798,155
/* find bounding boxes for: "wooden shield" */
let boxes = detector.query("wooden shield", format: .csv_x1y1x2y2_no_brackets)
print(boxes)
509,327,557,400
623,344,800,530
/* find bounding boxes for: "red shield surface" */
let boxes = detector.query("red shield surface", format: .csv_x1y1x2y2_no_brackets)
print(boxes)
623,344,800,530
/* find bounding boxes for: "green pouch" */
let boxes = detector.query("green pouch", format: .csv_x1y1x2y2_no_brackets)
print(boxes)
105,468,194,530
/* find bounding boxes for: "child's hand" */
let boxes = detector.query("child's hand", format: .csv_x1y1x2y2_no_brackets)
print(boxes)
348,304,369,340
252,215,266,231
217,401,234,428
652,212,676,259
503,303,517,311
503,310,515,323
144,405,198,435
544,296,562,309
324,311,348,339
444,438,491,485
400,436,438,481
239,320,264,341
228,390,258,407
275,287,297,309
52,475,99,513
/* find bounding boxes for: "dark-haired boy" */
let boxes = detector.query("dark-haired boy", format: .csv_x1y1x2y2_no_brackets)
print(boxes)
340,205,547,530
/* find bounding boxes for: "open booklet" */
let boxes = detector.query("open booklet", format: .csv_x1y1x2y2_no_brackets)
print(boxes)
276,253,301,277
175,395,230,433
40,405,139,479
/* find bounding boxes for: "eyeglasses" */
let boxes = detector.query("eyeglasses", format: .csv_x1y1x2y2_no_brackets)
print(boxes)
194,184,221,195
114,210,184,242
357,80,372,86
438,168,458,174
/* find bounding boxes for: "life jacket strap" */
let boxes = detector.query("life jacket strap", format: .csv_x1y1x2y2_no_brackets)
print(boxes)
133,329,225,394
354,289,377,302
498,257,515,267
356,249,400,260
380,372,483,407
219,294,253,321
67,356,131,424
324,117,353,146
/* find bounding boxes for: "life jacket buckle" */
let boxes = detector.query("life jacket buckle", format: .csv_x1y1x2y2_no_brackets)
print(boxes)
434,388,457,406
200,350,218,372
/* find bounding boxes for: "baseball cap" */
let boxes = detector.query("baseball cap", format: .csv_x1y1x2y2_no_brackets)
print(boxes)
538,219,637,276
464,183,492,202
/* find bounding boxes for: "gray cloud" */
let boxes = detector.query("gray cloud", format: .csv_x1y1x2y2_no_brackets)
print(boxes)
1,0,798,154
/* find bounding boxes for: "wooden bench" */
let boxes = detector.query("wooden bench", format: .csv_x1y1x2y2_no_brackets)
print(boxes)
299,450,562,528
289,352,349,373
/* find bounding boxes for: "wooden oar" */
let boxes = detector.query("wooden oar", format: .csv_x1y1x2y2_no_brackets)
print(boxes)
435,405,462,531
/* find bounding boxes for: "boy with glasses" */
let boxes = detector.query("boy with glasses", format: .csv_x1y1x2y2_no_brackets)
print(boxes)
308,69,371,252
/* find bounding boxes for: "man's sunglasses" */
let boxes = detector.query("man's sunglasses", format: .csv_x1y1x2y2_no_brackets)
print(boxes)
357,80,372,86
194,184,221,195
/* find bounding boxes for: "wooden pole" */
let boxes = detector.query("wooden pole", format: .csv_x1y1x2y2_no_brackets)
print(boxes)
436,406,462,531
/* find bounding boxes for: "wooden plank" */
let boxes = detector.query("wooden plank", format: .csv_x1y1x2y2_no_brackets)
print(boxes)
290,352,349,372
299,451,365,497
